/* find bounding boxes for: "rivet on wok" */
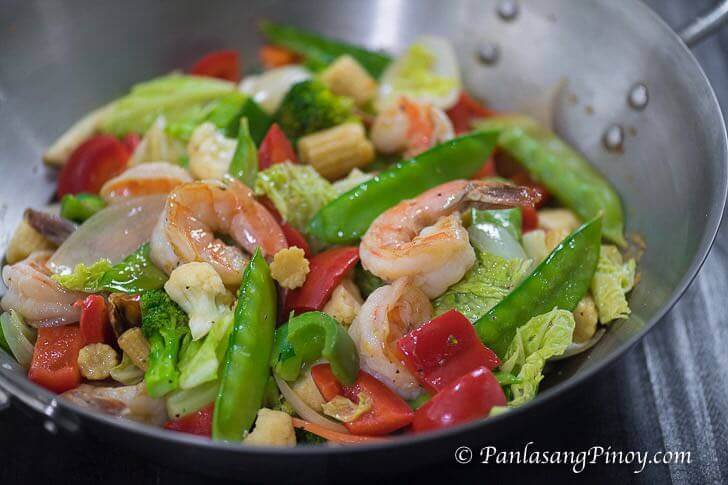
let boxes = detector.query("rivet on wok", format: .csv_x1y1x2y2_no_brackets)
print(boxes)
496,0,519,21
628,83,649,110
476,42,500,65
603,124,625,153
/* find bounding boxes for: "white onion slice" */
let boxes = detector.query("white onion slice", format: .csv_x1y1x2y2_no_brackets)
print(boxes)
238,66,311,114
468,222,527,261
48,195,166,275
274,375,349,434
551,328,606,361
378,36,461,110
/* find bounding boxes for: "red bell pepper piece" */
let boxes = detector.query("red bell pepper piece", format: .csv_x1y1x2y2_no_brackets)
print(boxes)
121,132,141,153
28,325,84,394
472,155,498,180
258,197,311,257
280,224,311,257
190,50,240,82
446,92,497,134
75,295,112,345
521,206,539,233
259,45,301,69
258,124,299,170
164,403,214,437
285,247,359,314
311,364,414,436
397,310,500,394
57,135,130,197
412,366,506,433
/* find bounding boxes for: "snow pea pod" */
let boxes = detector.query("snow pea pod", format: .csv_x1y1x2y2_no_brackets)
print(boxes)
474,216,602,357
228,118,258,188
308,132,499,245
213,249,277,441
475,116,625,246
260,21,392,78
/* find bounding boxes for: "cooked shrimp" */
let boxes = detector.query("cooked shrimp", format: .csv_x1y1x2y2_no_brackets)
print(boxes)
150,179,287,285
61,383,167,425
370,96,454,158
348,278,432,399
99,161,192,204
1,251,84,326
360,179,540,298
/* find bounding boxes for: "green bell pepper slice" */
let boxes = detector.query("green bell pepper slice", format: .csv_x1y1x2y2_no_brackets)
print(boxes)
60,193,106,222
100,243,167,293
475,115,625,246
308,131,499,245
213,249,277,441
475,216,602,357
271,311,359,386
470,207,522,240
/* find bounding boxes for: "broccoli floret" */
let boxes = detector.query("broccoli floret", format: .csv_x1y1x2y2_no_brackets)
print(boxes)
274,79,354,139
140,289,190,398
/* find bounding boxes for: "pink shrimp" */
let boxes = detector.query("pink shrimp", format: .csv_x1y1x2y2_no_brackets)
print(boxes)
360,179,540,298
150,179,287,286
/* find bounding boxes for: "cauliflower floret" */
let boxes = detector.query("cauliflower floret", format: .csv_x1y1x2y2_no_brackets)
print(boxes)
187,122,237,180
269,247,310,289
164,262,234,340
323,277,363,326
538,208,581,232
243,408,296,447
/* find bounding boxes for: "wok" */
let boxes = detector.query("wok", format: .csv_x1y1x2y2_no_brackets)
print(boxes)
0,0,726,481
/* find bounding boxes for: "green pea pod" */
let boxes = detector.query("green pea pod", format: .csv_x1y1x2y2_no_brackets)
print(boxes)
100,243,167,293
213,249,277,441
475,116,625,246
271,311,359,385
470,208,522,240
228,118,259,188
474,216,602,357
60,193,106,222
308,132,499,244
260,21,392,78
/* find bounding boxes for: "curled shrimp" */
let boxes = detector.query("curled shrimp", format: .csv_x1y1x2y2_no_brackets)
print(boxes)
99,161,192,204
360,179,540,298
348,278,432,399
371,96,454,158
150,179,287,286
62,383,167,425
1,251,84,326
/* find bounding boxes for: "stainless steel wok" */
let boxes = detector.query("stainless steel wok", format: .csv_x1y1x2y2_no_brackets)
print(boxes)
0,0,726,481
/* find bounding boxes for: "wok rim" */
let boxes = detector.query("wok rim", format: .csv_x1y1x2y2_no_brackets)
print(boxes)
1,0,726,461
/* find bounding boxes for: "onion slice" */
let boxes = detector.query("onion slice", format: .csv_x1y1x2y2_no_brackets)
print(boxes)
238,66,311,114
274,375,349,434
48,195,166,275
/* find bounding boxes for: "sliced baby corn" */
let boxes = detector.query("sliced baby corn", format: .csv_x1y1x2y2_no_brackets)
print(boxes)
298,123,375,180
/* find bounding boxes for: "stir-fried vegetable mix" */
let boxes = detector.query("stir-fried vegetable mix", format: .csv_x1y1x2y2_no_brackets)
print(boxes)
0,22,639,446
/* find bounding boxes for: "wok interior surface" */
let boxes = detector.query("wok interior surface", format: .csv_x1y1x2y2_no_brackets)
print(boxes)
0,0,725,478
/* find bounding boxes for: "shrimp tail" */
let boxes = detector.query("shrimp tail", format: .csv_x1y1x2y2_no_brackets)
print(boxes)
464,181,542,209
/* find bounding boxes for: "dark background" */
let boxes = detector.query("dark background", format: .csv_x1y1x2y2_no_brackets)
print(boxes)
1,1,727,483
